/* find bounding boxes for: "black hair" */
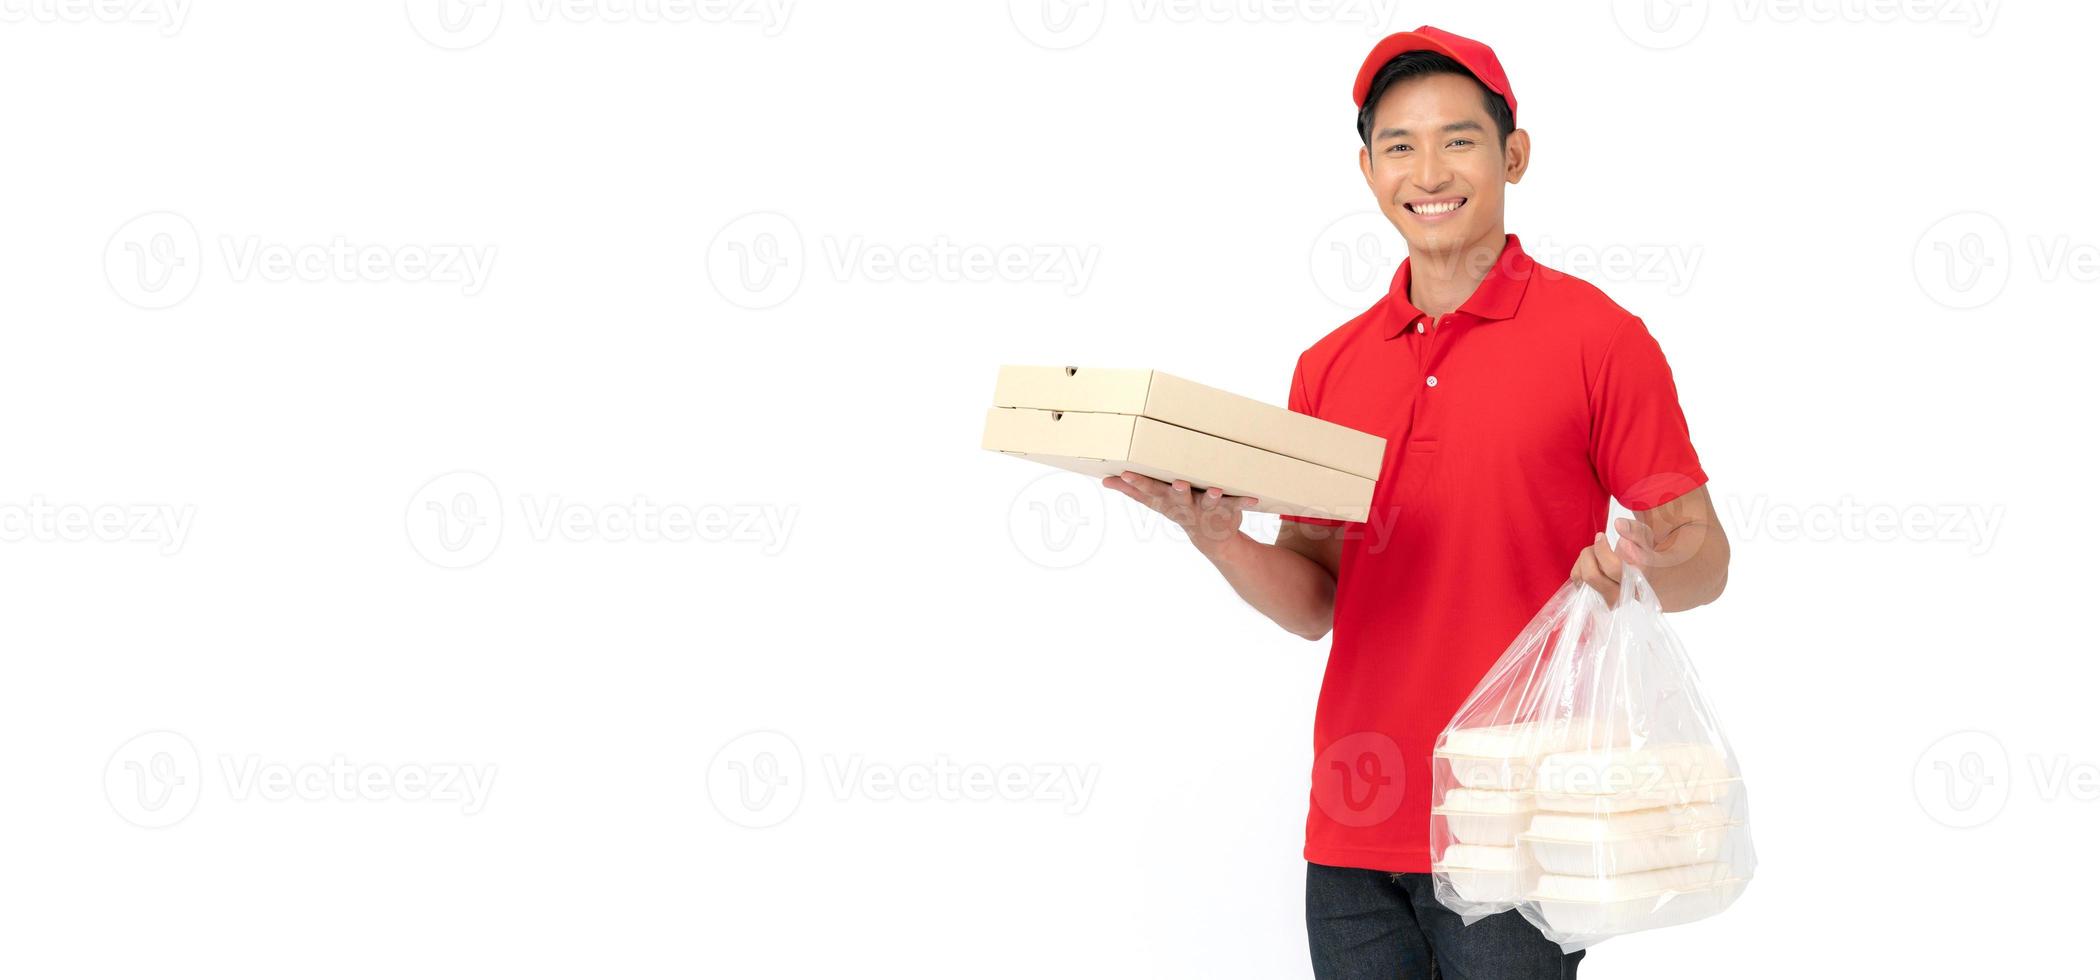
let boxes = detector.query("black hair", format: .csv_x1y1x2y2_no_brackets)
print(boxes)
1356,51,1514,149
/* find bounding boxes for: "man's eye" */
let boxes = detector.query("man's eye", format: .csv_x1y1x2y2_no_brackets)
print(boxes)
1449,139,1474,148
1386,144,1410,154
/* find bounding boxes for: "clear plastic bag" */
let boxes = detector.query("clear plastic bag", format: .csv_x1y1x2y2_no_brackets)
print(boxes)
1428,561,1754,953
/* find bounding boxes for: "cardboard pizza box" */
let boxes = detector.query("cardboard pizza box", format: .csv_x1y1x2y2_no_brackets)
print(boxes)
991,365,1385,480
981,406,1374,522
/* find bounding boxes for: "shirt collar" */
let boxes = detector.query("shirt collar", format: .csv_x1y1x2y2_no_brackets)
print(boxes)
1381,234,1534,339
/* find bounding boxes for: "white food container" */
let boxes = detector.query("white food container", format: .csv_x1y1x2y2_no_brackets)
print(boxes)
1433,788,1535,846
1525,802,1729,841
1534,743,1731,797
1440,723,1580,758
1531,778,1737,814
1528,863,1746,937
1434,844,1526,904
1435,723,1597,791
1522,823,1736,877
1439,752,1538,791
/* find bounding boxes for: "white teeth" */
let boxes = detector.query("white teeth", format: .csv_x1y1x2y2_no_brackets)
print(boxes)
1411,200,1462,215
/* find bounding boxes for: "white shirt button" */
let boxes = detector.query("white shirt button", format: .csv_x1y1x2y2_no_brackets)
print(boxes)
1416,322,1425,333
1426,376,1439,387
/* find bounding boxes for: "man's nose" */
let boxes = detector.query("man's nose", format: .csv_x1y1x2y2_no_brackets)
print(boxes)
1409,150,1452,195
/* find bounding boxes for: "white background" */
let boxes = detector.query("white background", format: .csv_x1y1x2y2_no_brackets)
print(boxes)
2,0,2093,976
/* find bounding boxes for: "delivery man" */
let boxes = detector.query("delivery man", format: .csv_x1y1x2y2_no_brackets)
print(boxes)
1102,26,1731,979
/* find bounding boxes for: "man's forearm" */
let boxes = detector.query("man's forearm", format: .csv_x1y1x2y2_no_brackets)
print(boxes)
1196,532,1338,640
1641,517,1729,612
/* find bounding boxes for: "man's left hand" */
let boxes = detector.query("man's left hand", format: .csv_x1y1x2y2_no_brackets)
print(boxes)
1569,517,1653,606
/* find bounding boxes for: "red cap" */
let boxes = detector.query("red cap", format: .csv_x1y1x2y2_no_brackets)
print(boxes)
1352,26,1516,123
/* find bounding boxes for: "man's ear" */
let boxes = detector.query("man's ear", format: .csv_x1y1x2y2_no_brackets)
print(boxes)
1504,128,1531,184
1359,143,1373,187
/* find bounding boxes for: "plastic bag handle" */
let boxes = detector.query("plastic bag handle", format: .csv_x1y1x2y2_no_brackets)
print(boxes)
1616,560,1661,616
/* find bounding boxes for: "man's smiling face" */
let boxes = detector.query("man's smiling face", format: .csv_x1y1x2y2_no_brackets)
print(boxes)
1358,72,1528,258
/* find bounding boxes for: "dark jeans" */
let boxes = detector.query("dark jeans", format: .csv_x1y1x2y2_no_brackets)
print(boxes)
1307,863,1583,980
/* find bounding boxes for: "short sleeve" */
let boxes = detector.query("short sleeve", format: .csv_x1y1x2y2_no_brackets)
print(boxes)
1281,355,1347,528
1590,316,1708,511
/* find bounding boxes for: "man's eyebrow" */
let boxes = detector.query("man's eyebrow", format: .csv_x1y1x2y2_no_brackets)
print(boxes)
1375,120,1487,140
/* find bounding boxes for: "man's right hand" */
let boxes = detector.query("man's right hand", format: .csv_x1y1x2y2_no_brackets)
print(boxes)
1100,469,1340,641
1101,470,1257,556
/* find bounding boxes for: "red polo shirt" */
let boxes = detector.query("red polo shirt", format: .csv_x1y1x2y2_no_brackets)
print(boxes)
1284,234,1707,873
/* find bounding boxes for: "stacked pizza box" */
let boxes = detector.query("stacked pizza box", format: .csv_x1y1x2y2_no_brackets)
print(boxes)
980,366,1386,522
